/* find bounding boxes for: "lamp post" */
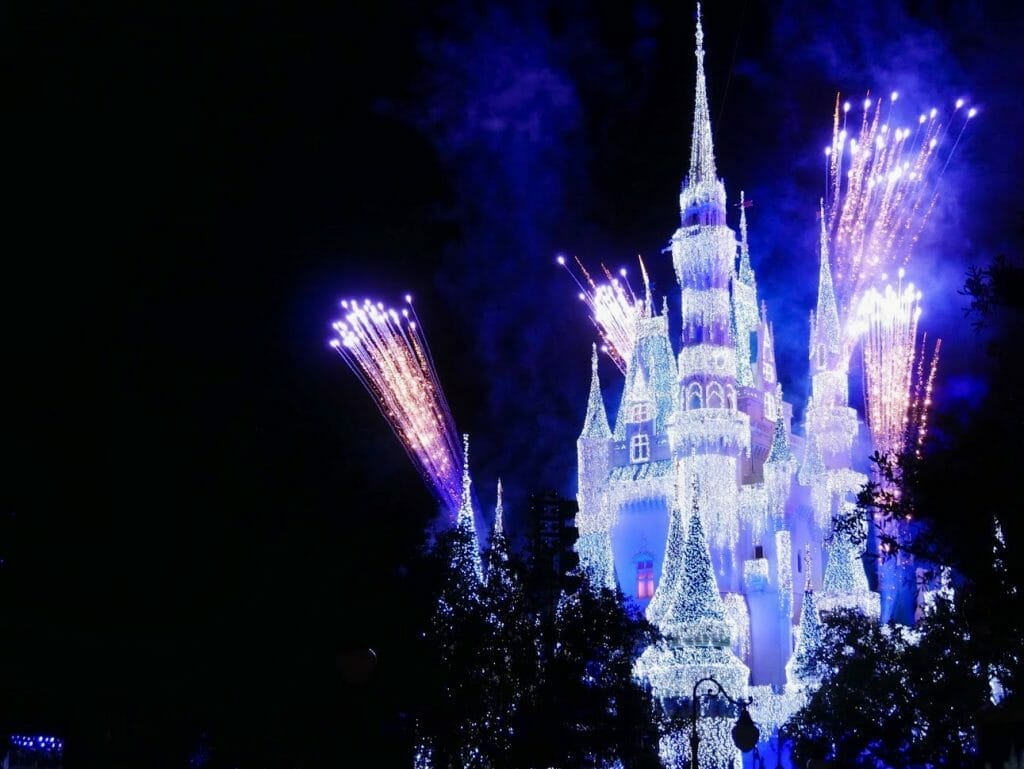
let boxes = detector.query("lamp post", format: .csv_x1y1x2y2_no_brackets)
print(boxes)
689,676,759,769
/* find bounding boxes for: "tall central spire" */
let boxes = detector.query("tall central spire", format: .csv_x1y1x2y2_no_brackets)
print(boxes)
689,3,718,185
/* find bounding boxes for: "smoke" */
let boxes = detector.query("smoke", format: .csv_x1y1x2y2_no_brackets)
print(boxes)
757,0,1022,414
394,1,663,530
382,0,1021,530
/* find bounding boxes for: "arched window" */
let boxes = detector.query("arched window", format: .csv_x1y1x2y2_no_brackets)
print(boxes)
687,382,703,411
636,554,655,599
630,433,650,463
707,381,725,408
631,402,650,422
725,384,737,411
815,344,827,371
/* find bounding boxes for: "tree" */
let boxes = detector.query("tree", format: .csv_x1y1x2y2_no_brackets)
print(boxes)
412,518,660,769
787,603,989,768
799,253,1024,768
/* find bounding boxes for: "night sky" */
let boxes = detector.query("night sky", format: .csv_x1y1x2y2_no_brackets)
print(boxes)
8,0,1024,764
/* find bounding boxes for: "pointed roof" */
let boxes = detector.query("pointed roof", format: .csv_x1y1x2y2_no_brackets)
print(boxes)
688,3,717,186
457,434,484,582
822,522,870,595
787,547,823,686
798,431,826,485
580,344,612,439
493,478,504,538
737,191,755,285
812,198,842,353
665,489,726,632
766,416,794,463
486,477,513,588
630,361,653,404
681,502,725,622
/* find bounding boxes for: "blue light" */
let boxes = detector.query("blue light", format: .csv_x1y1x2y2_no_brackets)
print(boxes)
9,734,64,755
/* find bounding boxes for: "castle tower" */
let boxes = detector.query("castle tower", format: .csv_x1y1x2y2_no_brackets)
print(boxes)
669,4,751,593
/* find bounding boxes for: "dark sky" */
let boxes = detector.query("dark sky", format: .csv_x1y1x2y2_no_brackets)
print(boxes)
7,0,1023,763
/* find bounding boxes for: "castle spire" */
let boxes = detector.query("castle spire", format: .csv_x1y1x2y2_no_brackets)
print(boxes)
689,3,718,185
580,344,612,439
493,478,504,538
457,433,484,582
737,191,755,285
811,198,842,358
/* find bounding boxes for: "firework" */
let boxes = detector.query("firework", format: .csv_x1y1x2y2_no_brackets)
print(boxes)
558,254,648,374
823,91,976,334
856,273,940,458
330,296,462,514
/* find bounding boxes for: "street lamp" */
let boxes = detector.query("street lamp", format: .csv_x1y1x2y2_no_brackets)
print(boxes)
689,676,760,768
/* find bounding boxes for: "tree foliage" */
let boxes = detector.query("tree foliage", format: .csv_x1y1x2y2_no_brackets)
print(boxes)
413,523,660,769
788,604,990,768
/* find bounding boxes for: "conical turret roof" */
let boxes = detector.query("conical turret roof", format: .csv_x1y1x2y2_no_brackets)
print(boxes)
580,344,612,439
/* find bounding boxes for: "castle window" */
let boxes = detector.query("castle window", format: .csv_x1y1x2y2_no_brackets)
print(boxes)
630,433,650,463
636,557,655,599
687,382,703,410
764,390,777,421
726,384,737,411
707,381,724,408
631,403,650,422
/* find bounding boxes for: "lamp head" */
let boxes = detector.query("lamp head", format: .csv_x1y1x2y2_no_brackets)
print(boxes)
731,707,760,753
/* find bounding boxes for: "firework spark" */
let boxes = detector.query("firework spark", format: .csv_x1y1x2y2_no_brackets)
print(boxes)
330,296,462,514
558,254,648,374
856,273,940,458
823,91,976,333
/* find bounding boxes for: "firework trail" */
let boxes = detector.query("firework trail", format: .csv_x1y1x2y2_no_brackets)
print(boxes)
330,296,462,514
558,254,649,374
856,272,941,461
906,333,940,456
822,91,977,335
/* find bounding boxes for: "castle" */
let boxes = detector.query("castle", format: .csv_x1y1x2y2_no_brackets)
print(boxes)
573,8,889,765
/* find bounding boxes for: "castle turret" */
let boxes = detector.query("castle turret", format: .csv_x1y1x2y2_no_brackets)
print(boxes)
786,548,823,690
764,416,797,525
634,492,749,769
804,201,859,470
576,345,617,590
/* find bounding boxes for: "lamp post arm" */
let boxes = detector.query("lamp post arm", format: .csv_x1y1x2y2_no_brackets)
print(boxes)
688,676,755,769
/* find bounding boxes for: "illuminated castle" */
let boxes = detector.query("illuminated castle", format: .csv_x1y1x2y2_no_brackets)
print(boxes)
574,8,881,763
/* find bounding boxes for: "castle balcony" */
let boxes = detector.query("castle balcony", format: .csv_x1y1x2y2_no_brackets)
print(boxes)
669,408,751,457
